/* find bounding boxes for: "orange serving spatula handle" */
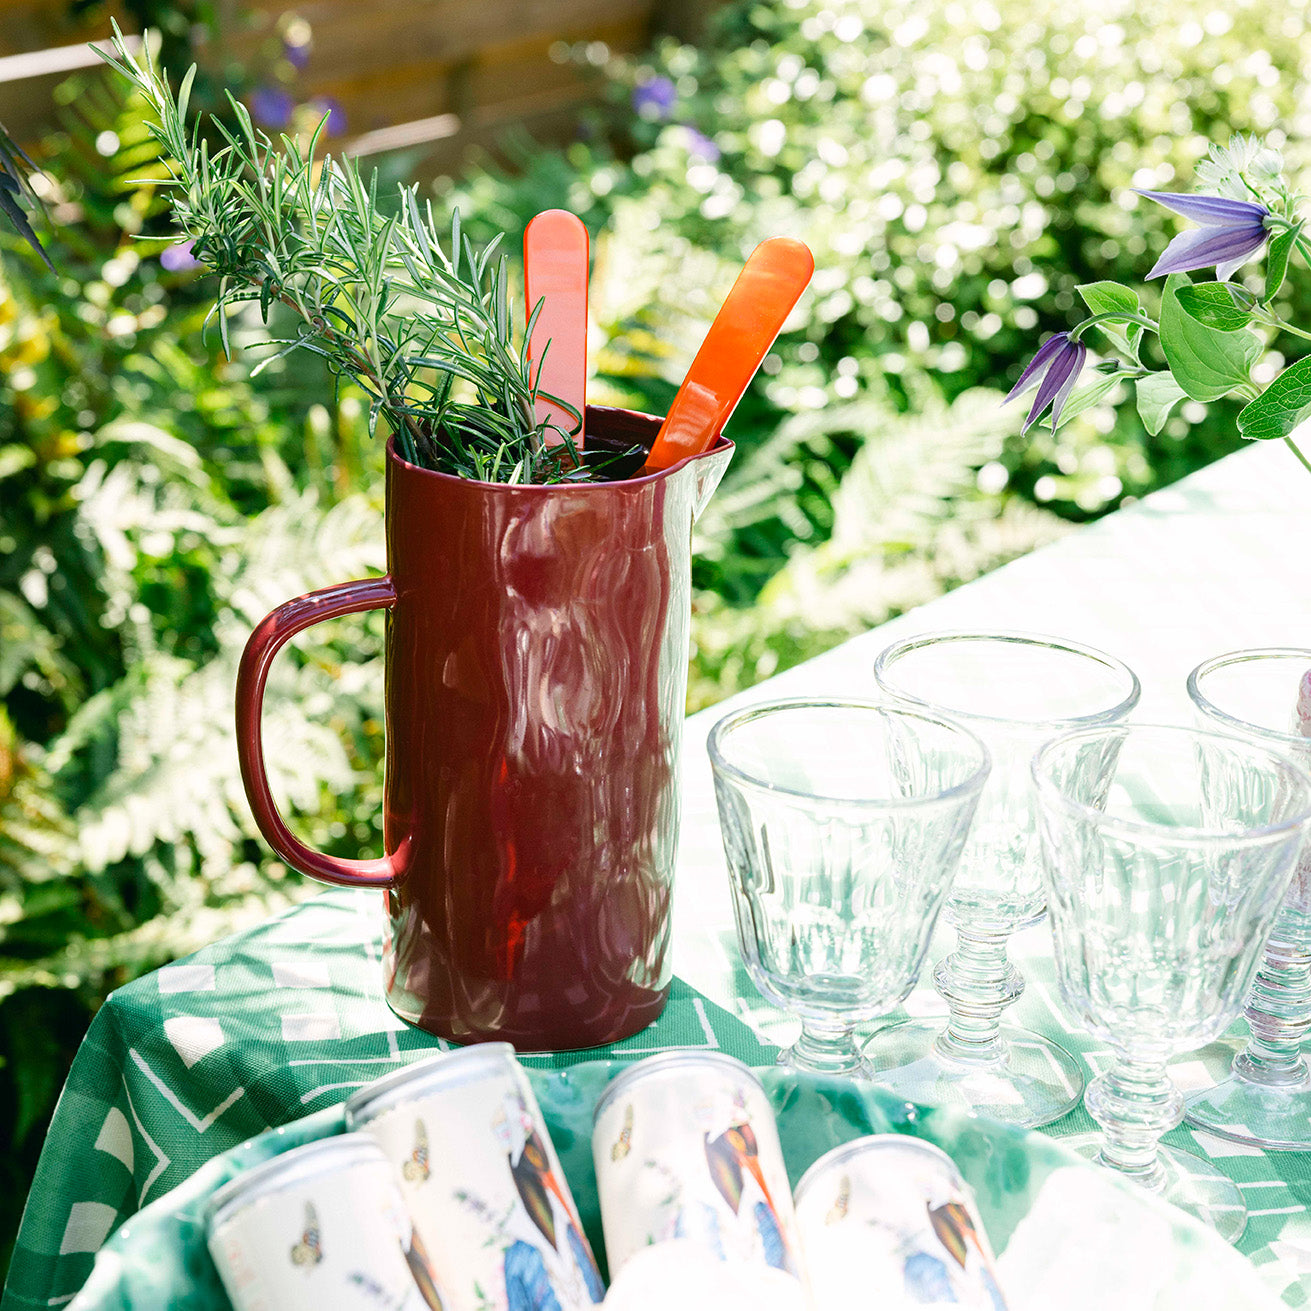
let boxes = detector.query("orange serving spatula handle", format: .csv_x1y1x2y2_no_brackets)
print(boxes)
524,209,589,449
643,236,814,473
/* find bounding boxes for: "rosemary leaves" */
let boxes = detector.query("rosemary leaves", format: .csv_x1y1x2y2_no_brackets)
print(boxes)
100,24,582,483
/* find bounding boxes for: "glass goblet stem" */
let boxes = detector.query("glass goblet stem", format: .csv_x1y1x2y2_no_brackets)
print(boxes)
1235,930,1311,1088
1085,1056,1184,1188
787,1018,868,1076
932,926,1023,1062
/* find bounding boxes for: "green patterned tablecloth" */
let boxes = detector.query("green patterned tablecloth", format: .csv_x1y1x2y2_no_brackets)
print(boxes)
6,438,1311,1307
1,891,776,1310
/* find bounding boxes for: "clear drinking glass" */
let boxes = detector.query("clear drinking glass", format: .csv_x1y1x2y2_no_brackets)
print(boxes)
1183,647,1311,1150
1033,724,1311,1241
708,699,990,1076
864,631,1140,1127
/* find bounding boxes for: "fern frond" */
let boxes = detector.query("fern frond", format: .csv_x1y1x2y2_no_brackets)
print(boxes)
0,875,309,1003
219,491,384,627
70,644,367,875
0,593,76,702
56,485,384,876
688,387,1069,708
0,719,74,891
816,387,1012,560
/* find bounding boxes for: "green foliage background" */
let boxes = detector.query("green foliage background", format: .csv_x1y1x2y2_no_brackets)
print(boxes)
4,0,1311,1272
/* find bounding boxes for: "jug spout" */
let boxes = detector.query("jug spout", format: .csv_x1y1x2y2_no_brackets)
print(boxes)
688,436,733,525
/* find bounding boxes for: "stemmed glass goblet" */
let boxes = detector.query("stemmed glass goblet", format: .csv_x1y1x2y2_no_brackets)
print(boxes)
1183,647,1311,1150
1032,724,1311,1241
708,699,990,1076
865,631,1141,1127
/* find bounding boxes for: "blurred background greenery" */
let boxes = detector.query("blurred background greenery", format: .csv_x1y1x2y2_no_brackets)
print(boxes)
3,0,1311,1271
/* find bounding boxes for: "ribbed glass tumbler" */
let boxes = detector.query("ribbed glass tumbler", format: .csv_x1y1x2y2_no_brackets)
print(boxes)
864,631,1140,1127
708,699,990,1077
1033,724,1311,1242
1184,647,1311,1150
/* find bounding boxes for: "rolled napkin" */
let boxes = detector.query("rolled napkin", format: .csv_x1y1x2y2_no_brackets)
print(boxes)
600,1241,808,1311
997,1167,1282,1311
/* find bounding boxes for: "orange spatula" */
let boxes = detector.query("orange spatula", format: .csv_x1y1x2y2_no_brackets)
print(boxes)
524,209,589,449
642,237,814,474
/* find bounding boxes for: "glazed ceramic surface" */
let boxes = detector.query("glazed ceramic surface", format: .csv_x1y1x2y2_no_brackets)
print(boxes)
236,409,731,1049
68,1065,1279,1311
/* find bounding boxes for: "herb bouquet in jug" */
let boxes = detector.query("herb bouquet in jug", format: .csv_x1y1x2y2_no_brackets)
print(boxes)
100,24,584,483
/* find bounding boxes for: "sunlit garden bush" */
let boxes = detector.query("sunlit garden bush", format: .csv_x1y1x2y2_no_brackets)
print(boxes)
5,0,1311,1265
454,0,1311,692
0,73,390,1255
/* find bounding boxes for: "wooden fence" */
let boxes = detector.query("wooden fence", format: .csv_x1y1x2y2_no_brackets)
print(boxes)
0,0,712,172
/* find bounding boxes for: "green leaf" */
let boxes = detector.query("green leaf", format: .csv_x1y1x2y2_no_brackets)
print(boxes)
1266,224,1300,302
0,179,53,271
1158,272,1260,402
1236,357,1311,441
1078,281,1143,358
1135,372,1188,436
1078,281,1137,316
1175,283,1254,332
175,63,196,128
1049,374,1122,431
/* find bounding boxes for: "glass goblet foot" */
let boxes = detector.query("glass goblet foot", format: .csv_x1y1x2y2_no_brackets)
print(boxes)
1062,1133,1247,1243
1185,1074,1311,1151
862,1018,1083,1128
1184,920,1311,1149
782,1019,875,1079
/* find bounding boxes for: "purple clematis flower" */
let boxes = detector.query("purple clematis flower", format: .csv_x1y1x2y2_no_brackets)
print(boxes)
1136,190,1270,280
1004,331,1087,432
632,75,677,119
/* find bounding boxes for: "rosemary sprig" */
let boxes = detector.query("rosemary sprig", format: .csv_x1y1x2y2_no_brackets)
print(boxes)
98,23,582,482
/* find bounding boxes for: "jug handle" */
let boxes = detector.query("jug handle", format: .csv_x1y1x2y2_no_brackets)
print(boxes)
236,576,402,889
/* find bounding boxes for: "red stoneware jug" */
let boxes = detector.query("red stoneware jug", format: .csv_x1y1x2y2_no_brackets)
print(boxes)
235,407,731,1049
